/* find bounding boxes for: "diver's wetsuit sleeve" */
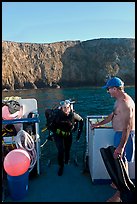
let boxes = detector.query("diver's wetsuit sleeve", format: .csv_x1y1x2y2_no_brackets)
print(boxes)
73,112,83,121
74,112,84,140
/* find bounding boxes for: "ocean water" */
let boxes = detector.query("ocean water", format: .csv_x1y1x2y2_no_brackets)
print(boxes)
2,86,135,165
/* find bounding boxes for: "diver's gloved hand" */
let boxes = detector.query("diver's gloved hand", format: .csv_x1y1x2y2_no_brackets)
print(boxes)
76,129,81,141
76,119,83,141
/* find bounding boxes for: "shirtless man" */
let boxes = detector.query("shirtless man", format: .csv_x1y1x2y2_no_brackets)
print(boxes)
91,77,135,202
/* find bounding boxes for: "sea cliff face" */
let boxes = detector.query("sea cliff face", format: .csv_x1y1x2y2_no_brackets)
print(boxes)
2,38,135,90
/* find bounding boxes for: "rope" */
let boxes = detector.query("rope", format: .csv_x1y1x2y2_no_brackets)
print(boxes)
14,130,37,172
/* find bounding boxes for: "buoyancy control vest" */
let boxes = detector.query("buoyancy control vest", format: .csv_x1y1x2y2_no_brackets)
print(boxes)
55,110,75,132
2,100,21,114
2,99,22,120
45,108,75,134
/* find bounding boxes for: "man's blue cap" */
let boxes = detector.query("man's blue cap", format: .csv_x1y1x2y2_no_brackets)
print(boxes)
102,77,124,89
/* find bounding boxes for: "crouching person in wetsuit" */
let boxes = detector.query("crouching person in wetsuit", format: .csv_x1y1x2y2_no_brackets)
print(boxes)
52,100,83,176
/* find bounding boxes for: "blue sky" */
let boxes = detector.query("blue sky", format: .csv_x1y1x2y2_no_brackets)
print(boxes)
2,2,135,44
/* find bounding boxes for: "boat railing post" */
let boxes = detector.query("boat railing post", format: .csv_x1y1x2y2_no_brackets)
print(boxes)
85,116,90,157
35,121,41,175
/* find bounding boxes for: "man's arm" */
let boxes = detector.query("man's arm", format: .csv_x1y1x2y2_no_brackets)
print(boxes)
91,112,114,129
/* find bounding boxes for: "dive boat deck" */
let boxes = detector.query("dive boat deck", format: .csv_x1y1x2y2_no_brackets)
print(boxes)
2,98,134,202
3,162,115,202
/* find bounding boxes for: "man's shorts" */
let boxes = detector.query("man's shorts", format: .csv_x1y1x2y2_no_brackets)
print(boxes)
114,131,135,162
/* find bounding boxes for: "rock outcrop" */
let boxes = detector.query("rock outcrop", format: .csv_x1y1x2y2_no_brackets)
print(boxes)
2,38,135,90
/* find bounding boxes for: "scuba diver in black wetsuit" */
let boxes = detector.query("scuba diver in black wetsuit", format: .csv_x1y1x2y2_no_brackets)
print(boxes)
45,100,83,176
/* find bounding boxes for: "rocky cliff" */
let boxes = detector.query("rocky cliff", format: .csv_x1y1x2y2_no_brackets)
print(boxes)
2,38,135,90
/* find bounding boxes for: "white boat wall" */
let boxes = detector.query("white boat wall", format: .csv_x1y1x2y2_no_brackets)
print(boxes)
85,115,135,184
